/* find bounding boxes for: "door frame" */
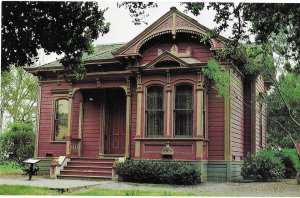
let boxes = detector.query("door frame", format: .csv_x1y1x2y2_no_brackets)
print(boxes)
98,86,131,158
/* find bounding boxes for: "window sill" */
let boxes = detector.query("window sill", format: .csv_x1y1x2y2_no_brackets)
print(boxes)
135,137,209,141
50,141,66,143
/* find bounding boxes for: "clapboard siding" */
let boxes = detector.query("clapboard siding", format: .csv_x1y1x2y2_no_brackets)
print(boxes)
208,88,225,160
207,161,243,181
230,70,244,159
37,82,70,157
82,93,100,157
140,39,213,65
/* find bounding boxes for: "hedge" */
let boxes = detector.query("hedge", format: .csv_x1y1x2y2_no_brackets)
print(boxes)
113,159,201,185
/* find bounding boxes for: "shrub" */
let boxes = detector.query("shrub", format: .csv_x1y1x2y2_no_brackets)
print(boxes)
276,148,300,178
113,159,201,185
0,122,35,166
241,149,285,182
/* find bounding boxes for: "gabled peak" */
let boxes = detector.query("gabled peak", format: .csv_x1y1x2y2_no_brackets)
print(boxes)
113,7,226,58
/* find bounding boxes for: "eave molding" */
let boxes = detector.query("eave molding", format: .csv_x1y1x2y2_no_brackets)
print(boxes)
113,7,227,58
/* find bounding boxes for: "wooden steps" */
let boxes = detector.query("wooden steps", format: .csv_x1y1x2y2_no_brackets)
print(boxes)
57,157,116,180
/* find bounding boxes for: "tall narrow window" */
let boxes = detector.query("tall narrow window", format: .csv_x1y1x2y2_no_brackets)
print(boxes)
54,99,69,141
174,84,194,136
146,86,164,136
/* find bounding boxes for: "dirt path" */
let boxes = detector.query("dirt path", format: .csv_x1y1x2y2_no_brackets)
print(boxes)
95,179,300,197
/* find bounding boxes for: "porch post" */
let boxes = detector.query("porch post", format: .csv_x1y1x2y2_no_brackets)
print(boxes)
166,71,172,137
66,82,73,156
34,81,42,157
196,71,204,160
125,77,131,158
77,95,83,157
135,73,142,158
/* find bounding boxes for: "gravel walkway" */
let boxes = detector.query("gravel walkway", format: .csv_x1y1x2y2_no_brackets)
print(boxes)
0,176,299,196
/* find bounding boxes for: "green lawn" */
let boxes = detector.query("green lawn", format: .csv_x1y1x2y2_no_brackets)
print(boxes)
0,184,206,196
0,185,60,195
0,162,22,177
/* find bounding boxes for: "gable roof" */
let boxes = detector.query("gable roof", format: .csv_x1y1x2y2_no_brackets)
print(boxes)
142,51,201,69
112,7,227,57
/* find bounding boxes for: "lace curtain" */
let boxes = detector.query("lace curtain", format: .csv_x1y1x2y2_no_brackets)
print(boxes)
54,99,69,141
174,84,193,136
146,86,164,136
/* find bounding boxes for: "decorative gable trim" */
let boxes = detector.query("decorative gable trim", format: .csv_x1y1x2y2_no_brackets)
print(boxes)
113,7,227,58
143,51,188,69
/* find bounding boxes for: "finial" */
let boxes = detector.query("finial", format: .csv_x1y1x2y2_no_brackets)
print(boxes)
170,7,177,11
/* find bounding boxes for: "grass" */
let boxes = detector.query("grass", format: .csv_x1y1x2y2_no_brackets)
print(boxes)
0,162,23,177
0,185,206,196
0,185,60,195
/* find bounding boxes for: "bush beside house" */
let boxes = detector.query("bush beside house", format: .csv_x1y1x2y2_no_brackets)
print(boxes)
241,147,299,182
114,159,201,185
0,122,35,166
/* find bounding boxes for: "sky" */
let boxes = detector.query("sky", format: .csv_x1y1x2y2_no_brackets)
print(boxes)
37,1,233,65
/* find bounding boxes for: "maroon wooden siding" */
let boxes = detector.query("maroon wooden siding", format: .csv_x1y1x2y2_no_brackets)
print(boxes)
207,87,225,161
140,140,197,160
140,40,213,65
81,93,100,157
230,70,244,160
38,82,69,157
243,80,252,155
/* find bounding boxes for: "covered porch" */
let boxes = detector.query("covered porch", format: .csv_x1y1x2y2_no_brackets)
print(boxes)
65,85,131,158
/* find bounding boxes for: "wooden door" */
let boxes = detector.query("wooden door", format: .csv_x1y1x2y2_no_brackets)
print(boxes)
105,89,126,155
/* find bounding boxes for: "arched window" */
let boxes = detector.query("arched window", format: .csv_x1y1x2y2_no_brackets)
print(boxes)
53,99,69,141
174,84,193,136
145,86,164,136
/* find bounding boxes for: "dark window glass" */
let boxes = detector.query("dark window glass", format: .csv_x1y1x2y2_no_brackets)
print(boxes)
146,86,164,136
174,84,193,136
54,99,68,141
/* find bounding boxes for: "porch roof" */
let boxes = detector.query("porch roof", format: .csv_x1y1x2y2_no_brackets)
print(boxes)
28,43,125,71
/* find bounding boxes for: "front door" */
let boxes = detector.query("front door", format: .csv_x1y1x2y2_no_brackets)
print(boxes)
104,89,126,155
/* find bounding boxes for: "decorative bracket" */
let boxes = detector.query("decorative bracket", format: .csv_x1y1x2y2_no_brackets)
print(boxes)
161,141,175,156
136,72,142,92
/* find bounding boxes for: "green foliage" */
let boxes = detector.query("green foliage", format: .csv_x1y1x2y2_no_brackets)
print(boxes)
117,2,158,25
0,66,38,130
267,72,300,148
277,148,300,178
2,1,110,76
114,159,201,185
241,149,285,182
0,122,35,165
202,59,231,98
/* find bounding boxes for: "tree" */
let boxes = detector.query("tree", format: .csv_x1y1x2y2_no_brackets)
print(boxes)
2,1,110,78
267,72,300,148
0,66,38,130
